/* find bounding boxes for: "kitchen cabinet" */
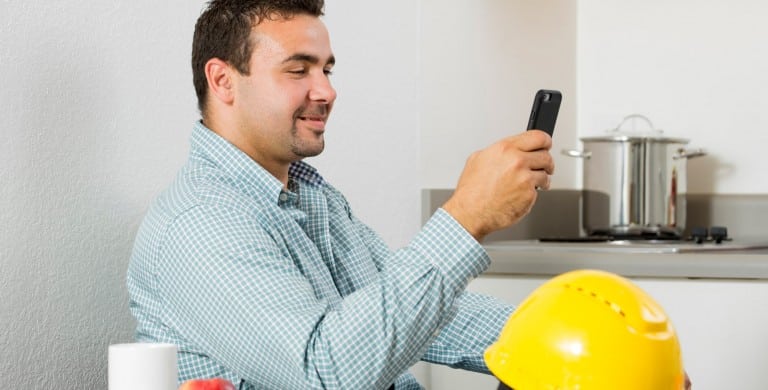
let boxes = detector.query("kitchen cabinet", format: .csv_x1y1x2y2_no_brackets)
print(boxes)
427,274,768,390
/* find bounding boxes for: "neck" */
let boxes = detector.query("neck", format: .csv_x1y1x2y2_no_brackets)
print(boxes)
202,115,291,187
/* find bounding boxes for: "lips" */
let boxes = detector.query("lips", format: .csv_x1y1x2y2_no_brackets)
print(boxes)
296,108,328,131
298,115,326,131
298,115,325,122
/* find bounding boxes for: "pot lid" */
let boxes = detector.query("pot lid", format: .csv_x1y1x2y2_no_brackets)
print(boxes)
580,114,689,143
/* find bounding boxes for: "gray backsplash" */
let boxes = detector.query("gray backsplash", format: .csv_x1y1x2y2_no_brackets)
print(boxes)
422,189,768,241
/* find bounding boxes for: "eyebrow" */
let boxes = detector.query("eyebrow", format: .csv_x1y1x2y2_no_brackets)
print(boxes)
282,53,336,66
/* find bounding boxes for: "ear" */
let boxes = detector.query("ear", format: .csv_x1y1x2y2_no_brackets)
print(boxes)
205,58,235,105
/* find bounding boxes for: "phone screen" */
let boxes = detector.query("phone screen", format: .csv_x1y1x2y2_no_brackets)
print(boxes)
527,89,562,136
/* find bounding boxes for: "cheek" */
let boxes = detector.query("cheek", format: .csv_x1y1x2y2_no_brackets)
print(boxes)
237,77,309,123
263,79,303,105
240,84,280,116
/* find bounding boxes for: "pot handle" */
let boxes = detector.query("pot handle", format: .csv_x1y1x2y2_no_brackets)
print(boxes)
673,148,706,160
612,114,663,134
562,149,592,159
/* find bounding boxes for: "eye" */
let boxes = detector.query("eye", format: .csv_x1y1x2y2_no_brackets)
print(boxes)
287,68,307,75
323,68,333,76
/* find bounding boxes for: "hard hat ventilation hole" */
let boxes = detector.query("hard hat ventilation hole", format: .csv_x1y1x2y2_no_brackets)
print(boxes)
564,283,627,318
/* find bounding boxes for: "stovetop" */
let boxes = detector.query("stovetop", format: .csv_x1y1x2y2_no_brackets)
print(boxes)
541,225,730,243
487,226,768,254
487,238,768,254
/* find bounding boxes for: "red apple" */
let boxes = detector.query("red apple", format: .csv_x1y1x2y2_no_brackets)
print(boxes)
178,378,237,390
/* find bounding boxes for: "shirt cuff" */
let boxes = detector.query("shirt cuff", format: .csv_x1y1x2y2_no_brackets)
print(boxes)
410,208,491,294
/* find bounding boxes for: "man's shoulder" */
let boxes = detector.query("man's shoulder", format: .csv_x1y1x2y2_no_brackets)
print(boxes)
144,161,268,229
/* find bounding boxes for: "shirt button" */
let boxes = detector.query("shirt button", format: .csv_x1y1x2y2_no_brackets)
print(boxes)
279,193,288,202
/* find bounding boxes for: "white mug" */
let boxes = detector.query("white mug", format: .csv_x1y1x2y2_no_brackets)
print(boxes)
108,342,178,390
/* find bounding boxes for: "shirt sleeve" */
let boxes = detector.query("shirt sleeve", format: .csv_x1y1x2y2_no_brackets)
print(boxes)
421,291,514,373
154,203,493,389
351,207,514,373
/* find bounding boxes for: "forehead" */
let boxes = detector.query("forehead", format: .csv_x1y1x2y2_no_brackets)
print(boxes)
250,14,333,63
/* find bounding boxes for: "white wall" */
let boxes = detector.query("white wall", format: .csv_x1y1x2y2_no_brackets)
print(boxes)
0,0,423,388
420,0,768,195
1,1,201,388
420,0,579,190
578,0,768,194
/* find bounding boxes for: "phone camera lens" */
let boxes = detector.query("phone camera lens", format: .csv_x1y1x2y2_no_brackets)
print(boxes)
543,93,551,102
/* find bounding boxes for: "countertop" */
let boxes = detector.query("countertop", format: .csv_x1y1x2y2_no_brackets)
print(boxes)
422,189,768,280
483,240,768,280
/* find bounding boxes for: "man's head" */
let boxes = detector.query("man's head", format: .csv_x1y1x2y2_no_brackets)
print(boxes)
191,0,336,175
192,0,326,116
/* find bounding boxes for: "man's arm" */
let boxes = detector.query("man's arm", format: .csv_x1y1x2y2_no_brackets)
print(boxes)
421,291,513,372
154,204,489,389
349,196,513,373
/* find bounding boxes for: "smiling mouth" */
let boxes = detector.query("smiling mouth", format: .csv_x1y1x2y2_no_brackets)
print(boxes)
296,105,329,129
298,115,325,122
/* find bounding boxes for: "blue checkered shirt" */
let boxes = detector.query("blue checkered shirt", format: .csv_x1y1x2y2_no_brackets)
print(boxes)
127,122,513,389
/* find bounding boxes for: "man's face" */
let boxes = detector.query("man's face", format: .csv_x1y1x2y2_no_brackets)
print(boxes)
231,14,336,166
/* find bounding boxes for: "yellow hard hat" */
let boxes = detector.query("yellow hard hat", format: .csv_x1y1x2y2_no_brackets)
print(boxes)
484,269,685,390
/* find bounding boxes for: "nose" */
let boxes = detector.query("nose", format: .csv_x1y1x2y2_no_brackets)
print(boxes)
309,73,336,104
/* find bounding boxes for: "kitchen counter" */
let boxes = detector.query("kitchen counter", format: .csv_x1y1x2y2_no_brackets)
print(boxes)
483,240,768,280
423,189,768,280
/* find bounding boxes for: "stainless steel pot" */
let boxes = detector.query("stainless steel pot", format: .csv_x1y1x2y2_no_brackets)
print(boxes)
564,115,705,237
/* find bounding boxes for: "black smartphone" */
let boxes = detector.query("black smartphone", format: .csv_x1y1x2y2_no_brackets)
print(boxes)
526,89,561,136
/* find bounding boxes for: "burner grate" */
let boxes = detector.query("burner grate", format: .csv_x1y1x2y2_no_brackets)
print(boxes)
538,226,731,244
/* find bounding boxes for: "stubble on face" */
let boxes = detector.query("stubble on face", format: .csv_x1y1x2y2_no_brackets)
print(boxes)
290,103,328,157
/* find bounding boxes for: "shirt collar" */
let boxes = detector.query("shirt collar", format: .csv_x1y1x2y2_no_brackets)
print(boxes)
190,121,325,204
288,160,325,187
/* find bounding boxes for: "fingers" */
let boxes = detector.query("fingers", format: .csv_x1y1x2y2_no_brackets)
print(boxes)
442,130,556,241
496,132,554,174
530,149,555,175
534,170,552,191
494,131,554,187
501,129,552,152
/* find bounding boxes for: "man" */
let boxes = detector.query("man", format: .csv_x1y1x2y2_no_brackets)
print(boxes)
127,0,553,388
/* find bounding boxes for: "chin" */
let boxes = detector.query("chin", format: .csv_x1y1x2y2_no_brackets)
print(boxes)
292,141,325,158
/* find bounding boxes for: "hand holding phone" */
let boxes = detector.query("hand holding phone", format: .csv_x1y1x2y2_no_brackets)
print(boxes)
443,92,559,240
527,89,561,136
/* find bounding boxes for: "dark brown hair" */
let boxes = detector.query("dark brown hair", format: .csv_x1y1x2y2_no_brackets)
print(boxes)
192,0,325,115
